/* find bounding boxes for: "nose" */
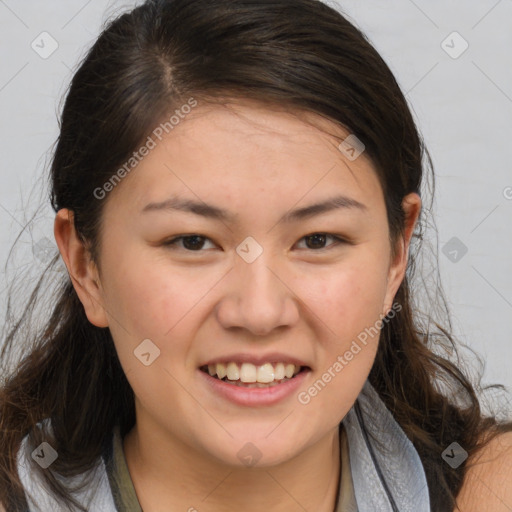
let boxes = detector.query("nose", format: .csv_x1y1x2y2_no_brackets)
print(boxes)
215,252,300,336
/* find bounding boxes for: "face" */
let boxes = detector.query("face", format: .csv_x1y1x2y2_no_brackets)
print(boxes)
58,99,420,468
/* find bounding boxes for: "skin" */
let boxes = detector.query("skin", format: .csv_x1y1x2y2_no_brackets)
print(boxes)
54,99,421,511
455,430,512,512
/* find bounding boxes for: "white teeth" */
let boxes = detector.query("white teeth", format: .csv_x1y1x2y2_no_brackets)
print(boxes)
240,363,257,383
285,364,295,379
216,363,227,379
226,362,239,381
204,361,302,384
257,363,275,383
274,362,285,380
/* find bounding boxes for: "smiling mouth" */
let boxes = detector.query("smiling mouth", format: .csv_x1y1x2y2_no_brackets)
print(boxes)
199,362,309,388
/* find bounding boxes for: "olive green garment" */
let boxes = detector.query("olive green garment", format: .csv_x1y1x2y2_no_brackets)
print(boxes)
106,423,358,512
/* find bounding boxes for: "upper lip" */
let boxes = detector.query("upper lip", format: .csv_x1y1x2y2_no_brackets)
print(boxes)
199,352,311,369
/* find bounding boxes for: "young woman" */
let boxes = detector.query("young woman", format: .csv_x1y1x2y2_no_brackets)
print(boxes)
1,1,511,511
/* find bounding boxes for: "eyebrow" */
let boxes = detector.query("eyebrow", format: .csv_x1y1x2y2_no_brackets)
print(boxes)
141,194,368,224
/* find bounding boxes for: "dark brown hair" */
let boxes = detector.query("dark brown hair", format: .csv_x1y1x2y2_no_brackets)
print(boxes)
1,1,511,510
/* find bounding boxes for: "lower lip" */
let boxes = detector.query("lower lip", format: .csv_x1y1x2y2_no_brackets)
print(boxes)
198,368,310,407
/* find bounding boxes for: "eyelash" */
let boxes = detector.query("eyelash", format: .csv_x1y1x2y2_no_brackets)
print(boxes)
162,233,348,252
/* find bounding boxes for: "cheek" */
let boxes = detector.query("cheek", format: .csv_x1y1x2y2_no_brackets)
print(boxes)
101,247,195,333
297,254,390,340
101,258,205,402
294,258,389,418
101,250,232,376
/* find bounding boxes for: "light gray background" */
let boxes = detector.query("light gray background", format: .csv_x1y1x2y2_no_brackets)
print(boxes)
1,1,511,405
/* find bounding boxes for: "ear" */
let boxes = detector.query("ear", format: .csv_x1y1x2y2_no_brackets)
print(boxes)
382,192,422,315
54,208,109,328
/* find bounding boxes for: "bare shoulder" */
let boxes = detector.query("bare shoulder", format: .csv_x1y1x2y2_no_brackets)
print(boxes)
454,430,512,512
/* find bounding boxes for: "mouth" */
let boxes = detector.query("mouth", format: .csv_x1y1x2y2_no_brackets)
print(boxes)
199,362,309,388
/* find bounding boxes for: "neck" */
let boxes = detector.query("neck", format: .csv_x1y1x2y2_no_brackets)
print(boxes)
123,418,342,512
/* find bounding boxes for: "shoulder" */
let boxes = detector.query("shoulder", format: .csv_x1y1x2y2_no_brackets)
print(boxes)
14,419,116,510
454,430,512,512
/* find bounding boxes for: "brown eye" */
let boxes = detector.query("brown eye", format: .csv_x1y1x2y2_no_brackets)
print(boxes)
296,233,345,250
162,233,347,253
163,235,215,251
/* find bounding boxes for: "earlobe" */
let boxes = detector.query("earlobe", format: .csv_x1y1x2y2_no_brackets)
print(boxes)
53,209,109,328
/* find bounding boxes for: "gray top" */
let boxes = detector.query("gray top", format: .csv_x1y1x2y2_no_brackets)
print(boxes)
16,379,430,511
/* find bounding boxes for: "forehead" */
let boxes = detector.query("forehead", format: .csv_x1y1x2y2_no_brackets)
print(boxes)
103,100,384,218
158,100,370,166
